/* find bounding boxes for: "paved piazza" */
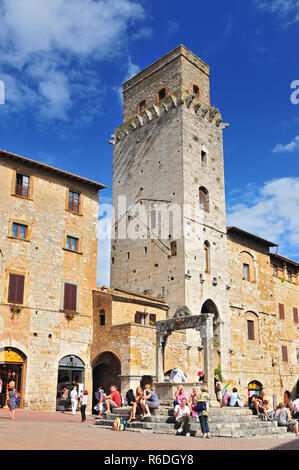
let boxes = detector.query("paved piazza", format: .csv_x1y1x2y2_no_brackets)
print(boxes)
0,409,298,451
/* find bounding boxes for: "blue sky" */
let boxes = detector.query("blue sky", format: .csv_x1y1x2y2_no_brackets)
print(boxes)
0,0,298,284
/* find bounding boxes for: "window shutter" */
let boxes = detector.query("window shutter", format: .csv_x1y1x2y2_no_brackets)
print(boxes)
8,274,24,304
278,303,285,320
16,275,25,304
135,312,141,324
247,320,255,340
149,314,156,324
8,274,17,303
293,307,298,324
64,283,77,311
282,346,288,363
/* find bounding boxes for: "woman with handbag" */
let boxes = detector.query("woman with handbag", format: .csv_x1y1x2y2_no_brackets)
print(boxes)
195,385,211,438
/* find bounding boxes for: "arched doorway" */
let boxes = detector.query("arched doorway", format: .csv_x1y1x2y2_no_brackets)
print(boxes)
92,352,121,409
201,300,221,372
0,347,27,408
56,355,85,411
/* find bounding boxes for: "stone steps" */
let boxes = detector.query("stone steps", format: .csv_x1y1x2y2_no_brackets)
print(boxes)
93,407,290,439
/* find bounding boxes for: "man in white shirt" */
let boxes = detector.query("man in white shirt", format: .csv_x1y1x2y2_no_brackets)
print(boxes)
174,397,191,437
169,366,187,383
70,386,78,415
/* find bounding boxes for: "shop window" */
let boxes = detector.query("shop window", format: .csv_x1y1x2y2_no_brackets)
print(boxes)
63,282,77,312
15,173,30,198
68,189,80,214
12,222,28,240
282,345,288,363
293,307,298,324
99,309,105,326
199,187,209,212
8,273,25,305
278,303,285,320
66,235,79,252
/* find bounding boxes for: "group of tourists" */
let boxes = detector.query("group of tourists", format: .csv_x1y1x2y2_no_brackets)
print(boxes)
173,385,211,438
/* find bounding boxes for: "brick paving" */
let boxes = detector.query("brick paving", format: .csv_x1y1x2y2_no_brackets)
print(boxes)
0,409,298,450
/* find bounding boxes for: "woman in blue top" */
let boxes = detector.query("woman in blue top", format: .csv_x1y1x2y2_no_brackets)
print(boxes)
141,384,160,419
8,387,18,420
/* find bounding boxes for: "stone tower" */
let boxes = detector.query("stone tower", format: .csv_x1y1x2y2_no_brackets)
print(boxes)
110,45,231,379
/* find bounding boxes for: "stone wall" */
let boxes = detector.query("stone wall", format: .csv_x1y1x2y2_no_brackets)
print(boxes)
0,152,100,410
227,231,299,403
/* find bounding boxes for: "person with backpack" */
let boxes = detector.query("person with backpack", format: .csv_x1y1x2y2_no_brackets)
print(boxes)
195,385,211,438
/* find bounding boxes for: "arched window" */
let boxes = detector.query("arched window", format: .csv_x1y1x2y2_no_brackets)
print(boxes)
204,241,210,272
199,187,209,212
240,251,256,283
170,241,177,256
99,309,105,326
138,99,146,114
193,84,200,96
245,312,259,342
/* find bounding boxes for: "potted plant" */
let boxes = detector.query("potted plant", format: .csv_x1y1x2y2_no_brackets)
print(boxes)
64,311,77,320
10,304,22,316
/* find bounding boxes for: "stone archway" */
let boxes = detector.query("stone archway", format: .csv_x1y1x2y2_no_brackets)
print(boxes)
155,306,217,406
92,352,121,400
0,347,27,409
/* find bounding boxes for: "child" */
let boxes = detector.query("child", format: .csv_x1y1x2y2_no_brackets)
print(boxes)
195,385,211,438
189,388,199,418
94,386,106,418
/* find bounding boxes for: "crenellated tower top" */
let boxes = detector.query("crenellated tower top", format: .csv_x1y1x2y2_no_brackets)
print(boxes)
122,44,211,123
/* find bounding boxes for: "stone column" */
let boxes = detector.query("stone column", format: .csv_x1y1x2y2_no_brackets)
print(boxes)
200,313,218,407
156,331,168,383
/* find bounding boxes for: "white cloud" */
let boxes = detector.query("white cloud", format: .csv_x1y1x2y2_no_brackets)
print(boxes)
254,0,299,26
0,0,147,121
272,134,299,153
227,177,299,259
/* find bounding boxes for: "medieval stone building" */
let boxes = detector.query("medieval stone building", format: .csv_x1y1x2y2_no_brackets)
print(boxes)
0,149,105,410
108,45,299,402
